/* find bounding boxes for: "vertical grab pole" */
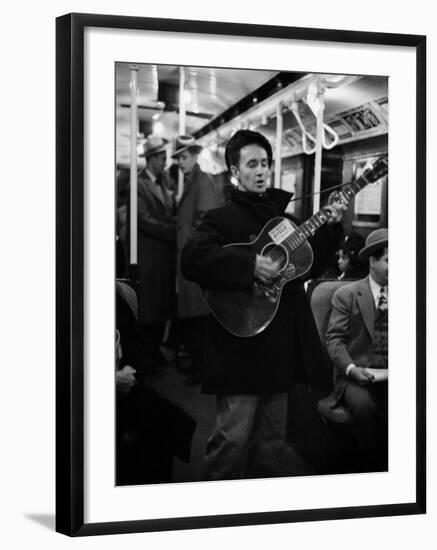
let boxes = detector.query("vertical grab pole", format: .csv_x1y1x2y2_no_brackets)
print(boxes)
177,67,186,202
312,78,324,214
129,64,139,278
274,102,283,189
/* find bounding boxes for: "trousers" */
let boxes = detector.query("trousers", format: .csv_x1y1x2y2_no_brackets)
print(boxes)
344,381,388,471
204,393,288,481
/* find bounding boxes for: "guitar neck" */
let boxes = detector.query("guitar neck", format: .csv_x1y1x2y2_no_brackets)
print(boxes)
286,172,372,251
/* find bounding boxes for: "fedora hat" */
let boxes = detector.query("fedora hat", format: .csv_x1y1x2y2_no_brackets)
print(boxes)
171,134,203,158
142,135,168,158
358,228,388,261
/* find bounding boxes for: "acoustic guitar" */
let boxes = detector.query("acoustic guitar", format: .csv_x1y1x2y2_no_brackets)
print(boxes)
202,156,388,337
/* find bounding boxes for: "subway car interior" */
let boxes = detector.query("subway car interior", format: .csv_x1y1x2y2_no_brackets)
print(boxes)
115,63,389,486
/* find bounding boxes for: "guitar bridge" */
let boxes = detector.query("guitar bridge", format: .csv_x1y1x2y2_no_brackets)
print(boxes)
284,263,297,276
254,281,280,302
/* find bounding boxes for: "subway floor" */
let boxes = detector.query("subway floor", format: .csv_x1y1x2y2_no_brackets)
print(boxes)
143,354,314,484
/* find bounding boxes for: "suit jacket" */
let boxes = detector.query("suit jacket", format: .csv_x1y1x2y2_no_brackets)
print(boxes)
177,163,222,318
325,276,380,403
136,170,176,324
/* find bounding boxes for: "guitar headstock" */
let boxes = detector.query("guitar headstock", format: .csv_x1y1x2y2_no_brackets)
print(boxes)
363,155,388,183
327,154,388,207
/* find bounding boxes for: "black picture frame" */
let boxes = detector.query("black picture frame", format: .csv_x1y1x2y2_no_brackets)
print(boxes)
56,12,426,537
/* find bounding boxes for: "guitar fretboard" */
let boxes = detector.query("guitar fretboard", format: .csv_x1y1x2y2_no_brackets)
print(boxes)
286,170,375,252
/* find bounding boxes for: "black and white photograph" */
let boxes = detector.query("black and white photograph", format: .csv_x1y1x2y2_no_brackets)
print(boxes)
53,11,426,538
2,0,434,547
114,63,390,486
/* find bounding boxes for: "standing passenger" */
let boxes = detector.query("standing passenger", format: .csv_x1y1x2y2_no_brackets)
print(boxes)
172,135,223,385
137,135,176,373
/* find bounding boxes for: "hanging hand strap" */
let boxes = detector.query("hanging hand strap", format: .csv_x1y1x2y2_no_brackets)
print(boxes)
289,99,339,154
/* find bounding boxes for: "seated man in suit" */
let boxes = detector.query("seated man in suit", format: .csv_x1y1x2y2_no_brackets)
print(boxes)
325,228,388,471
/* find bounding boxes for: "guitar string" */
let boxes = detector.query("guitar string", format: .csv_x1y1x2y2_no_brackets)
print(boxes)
263,177,369,264
285,178,357,203
266,183,359,263
259,160,387,267
284,159,386,203
266,208,331,263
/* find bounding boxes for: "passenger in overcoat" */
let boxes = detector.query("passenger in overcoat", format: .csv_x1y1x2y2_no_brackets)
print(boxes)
181,129,347,480
172,135,223,384
137,135,176,371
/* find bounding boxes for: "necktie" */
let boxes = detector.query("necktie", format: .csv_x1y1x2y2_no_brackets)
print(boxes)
155,178,165,203
377,286,388,312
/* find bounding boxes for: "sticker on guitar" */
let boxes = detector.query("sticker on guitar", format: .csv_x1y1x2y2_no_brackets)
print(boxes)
268,219,294,244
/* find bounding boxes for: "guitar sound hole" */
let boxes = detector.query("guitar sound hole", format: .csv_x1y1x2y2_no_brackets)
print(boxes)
261,243,288,271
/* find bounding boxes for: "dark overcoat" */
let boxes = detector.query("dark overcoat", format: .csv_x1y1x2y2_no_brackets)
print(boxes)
177,163,222,318
181,187,343,395
137,171,176,324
